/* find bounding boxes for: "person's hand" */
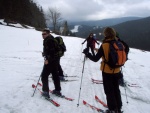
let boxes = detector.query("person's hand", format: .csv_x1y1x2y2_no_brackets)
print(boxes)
44,60,49,65
82,42,84,44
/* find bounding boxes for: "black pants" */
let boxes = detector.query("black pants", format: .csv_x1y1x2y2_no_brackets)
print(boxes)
87,45,95,56
41,60,61,92
102,72,122,111
58,58,64,77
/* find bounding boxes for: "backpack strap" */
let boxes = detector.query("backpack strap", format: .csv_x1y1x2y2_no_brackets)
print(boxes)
102,41,117,73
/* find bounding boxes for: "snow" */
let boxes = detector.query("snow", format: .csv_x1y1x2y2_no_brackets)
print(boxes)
0,19,7,25
0,24,150,113
0,19,34,29
71,25,80,33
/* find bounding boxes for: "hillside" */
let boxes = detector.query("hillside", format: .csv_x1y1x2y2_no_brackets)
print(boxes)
72,16,150,51
69,17,141,27
112,16,150,51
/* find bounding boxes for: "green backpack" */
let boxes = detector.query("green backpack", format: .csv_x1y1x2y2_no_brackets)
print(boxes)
54,36,66,57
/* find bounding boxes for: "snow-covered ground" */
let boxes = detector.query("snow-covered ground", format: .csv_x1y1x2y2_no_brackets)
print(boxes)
0,24,150,113
71,25,80,33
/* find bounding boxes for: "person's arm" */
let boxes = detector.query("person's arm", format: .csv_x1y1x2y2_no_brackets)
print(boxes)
93,38,99,44
83,45,104,62
82,38,88,44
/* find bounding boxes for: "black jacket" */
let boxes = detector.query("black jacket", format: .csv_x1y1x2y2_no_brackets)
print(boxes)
43,35,59,62
82,37,98,46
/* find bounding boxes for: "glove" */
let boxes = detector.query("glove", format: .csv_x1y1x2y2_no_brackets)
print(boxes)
82,48,89,55
82,42,84,44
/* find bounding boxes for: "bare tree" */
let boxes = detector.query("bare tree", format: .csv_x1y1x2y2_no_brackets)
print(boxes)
47,7,62,32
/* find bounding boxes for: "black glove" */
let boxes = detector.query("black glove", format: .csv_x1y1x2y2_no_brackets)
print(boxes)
82,48,89,55
82,42,84,44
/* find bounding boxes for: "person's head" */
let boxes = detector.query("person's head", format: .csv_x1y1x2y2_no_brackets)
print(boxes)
103,27,116,40
89,33,93,38
42,29,50,39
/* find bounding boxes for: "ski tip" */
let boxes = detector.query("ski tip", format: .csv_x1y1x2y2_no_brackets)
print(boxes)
95,95,98,99
83,100,86,104
32,84,35,88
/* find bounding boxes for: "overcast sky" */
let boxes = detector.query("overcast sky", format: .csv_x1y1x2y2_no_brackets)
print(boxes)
35,0,150,21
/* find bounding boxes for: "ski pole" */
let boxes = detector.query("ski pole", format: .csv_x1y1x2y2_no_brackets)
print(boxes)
32,65,44,97
32,75,41,97
80,44,83,59
77,55,86,107
121,68,129,104
124,82,129,104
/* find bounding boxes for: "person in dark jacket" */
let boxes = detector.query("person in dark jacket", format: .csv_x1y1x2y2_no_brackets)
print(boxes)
116,32,129,87
82,33,99,56
41,29,62,98
83,27,123,113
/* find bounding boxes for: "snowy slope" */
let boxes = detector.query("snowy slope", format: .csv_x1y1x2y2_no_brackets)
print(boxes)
71,25,80,33
0,25,150,113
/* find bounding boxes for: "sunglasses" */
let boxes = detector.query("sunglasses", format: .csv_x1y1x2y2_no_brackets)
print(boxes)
42,33,47,35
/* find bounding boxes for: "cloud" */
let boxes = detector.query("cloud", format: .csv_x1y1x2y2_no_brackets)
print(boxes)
36,0,150,21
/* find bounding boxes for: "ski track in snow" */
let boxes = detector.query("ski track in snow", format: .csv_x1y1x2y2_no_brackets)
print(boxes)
0,24,150,113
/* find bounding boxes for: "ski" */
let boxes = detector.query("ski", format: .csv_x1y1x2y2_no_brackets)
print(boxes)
32,84,60,107
122,82,141,88
91,78,103,82
38,83,74,101
127,84,141,88
83,100,104,112
95,95,108,108
92,81,103,84
64,75,79,77
60,79,78,82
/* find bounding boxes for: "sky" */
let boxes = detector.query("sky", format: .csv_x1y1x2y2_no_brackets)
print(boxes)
35,0,150,21
1,20,150,113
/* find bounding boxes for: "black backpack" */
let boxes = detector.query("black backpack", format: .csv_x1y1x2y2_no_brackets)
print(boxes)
104,40,127,68
54,36,66,57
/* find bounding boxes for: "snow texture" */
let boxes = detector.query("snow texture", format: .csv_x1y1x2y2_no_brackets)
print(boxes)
0,23,150,113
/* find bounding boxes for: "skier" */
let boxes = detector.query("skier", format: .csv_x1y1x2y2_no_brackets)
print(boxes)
54,36,67,81
83,27,123,113
82,33,99,56
41,29,62,98
115,32,129,87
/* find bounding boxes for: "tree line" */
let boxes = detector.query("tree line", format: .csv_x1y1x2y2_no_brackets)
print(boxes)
0,0,72,36
0,0,46,28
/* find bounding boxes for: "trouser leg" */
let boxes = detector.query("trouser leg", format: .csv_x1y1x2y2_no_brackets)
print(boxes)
90,46,95,56
58,58,64,77
102,72,118,111
114,74,122,111
51,60,61,91
41,64,51,92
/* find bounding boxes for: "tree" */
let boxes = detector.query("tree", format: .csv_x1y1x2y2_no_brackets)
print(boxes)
47,7,62,32
0,0,46,28
62,20,69,36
